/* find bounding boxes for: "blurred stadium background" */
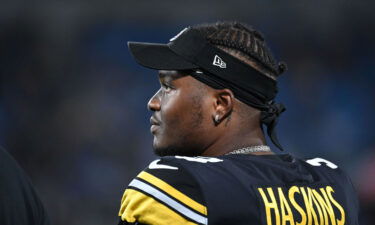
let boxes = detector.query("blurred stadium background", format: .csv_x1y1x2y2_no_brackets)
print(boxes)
0,0,374,224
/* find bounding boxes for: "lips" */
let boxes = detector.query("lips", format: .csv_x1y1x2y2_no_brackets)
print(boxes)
150,117,161,126
150,116,161,133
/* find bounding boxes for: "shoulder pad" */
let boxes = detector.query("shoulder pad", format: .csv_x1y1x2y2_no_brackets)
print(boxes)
118,158,207,225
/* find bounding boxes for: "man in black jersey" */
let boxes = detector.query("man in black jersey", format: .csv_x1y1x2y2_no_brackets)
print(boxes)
118,21,359,225
0,146,49,225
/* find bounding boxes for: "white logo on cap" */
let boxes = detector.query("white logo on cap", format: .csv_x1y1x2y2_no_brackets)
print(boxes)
169,27,188,42
213,55,226,68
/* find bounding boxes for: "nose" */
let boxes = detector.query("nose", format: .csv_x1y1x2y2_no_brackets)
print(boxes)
147,90,161,111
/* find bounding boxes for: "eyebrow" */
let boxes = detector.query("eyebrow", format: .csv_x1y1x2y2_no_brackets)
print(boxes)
158,74,170,84
158,71,188,80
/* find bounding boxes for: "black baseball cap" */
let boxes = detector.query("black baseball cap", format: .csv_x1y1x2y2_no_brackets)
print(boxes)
127,27,277,103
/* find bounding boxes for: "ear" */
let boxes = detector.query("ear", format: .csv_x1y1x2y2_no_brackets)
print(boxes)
212,89,234,125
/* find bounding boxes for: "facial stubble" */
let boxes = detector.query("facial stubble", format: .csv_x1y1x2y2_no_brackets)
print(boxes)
153,94,206,157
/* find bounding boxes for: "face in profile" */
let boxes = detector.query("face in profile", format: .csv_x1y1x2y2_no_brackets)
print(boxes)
147,70,214,157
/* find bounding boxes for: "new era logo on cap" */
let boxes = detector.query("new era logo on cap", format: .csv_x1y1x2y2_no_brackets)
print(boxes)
213,55,226,68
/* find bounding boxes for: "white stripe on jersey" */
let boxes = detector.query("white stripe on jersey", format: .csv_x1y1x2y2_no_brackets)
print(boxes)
129,179,208,225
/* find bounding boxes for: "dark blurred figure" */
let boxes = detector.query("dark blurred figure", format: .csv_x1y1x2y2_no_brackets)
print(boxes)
0,146,49,225
357,148,375,225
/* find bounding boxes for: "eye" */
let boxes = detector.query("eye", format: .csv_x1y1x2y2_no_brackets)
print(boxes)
162,83,173,92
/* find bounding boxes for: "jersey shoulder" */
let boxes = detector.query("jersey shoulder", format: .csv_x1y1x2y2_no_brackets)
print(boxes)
301,157,353,185
118,156,210,225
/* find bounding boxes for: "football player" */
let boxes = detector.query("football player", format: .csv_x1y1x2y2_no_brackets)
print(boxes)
118,21,359,225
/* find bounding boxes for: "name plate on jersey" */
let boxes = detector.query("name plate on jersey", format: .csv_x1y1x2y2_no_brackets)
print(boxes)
255,185,346,225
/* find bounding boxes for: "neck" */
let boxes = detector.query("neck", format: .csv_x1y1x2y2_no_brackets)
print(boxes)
201,125,272,156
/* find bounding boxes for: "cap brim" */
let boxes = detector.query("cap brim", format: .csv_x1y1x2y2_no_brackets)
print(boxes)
128,42,199,70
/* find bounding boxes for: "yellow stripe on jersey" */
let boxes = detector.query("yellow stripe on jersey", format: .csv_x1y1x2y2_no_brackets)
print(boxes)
119,189,201,225
137,171,207,216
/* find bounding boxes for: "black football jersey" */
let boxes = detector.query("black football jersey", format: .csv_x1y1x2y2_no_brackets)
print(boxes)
118,154,359,225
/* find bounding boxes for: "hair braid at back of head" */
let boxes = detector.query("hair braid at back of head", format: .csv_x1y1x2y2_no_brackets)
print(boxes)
193,21,287,80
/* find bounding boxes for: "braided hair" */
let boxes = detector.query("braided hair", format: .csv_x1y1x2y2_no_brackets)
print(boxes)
192,21,287,150
192,21,287,80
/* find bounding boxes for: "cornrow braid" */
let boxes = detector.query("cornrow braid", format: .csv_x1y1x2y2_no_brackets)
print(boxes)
192,21,287,79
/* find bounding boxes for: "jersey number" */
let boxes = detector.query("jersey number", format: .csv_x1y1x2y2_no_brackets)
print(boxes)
306,158,338,169
175,156,223,163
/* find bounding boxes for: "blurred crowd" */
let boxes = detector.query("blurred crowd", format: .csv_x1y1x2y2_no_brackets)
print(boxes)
0,1,374,225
